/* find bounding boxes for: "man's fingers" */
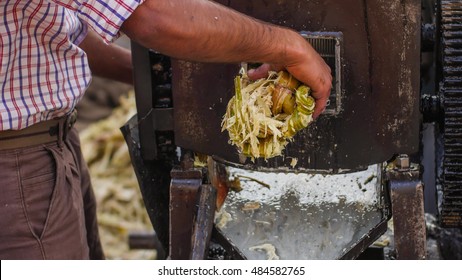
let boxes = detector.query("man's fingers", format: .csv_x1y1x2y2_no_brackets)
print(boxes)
247,63,275,80
313,95,328,119
311,70,332,119
246,59,332,120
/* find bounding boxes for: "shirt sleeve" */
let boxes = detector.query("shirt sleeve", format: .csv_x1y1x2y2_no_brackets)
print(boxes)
50,0,145,43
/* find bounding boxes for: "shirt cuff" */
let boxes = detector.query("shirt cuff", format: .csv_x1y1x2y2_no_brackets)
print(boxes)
73,21,88,45
77,0,145,44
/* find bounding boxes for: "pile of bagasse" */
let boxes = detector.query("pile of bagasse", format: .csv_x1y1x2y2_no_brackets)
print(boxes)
80,92,155,260
222,69,316,160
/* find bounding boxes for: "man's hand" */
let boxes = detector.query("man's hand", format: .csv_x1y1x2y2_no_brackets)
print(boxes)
247,41,332,119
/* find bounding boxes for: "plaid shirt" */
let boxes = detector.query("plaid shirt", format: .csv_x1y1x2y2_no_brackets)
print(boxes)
0,0,143,130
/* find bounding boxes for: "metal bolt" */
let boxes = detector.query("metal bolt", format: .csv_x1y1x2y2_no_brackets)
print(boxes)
395,154,410,170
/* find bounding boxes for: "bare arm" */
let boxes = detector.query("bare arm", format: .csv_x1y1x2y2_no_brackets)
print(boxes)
79,29,133,85
121,0,331,118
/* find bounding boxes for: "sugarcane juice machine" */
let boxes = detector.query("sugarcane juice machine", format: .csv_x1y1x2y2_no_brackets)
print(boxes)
122,0,462,259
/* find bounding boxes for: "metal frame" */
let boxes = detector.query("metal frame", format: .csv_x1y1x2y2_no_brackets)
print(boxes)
386,155,427,259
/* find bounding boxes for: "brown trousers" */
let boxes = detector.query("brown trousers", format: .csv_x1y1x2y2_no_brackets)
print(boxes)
0,128,104,259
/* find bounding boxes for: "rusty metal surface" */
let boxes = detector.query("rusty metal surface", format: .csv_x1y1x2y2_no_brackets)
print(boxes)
208,156,230,209
191,185,217,260
128,232,166,259
172,0,421,172
169,169,203,259
387,166,427,259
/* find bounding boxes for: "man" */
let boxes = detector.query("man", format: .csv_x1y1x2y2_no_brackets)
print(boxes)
0,0,331,259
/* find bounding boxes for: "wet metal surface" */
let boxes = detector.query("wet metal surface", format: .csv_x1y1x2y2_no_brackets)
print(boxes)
215,165,386,259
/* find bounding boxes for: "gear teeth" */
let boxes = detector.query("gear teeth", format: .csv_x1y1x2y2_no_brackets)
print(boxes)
441,0,462,227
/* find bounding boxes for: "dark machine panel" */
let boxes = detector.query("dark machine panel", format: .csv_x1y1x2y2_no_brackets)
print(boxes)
172,0,421,172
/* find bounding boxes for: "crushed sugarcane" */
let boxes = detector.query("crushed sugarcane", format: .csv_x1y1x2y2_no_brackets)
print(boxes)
249,243,280,260
236,175,271,189
221,69,315,160
290,157,299,168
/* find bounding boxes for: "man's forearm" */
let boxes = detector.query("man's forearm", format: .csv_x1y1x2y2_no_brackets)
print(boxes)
121,0,306,67
79,29,133,85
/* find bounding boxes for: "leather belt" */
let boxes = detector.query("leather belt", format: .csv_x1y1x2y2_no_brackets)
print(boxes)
0,110,77,150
